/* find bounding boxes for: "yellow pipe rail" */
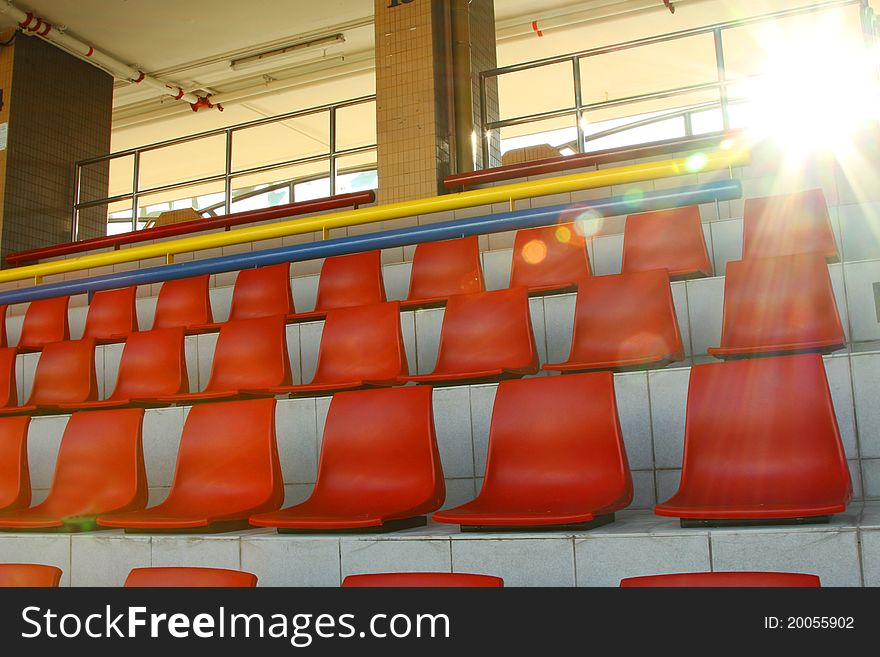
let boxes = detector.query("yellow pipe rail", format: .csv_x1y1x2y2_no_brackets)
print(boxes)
5,147,749,285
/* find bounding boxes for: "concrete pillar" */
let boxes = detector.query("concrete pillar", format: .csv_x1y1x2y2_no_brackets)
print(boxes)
0,31,112,264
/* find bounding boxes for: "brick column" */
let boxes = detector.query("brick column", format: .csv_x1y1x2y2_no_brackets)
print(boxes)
0,32,112,264
374,0,498,205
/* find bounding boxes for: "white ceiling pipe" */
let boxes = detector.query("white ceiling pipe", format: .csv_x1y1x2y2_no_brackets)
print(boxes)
0,1,218,110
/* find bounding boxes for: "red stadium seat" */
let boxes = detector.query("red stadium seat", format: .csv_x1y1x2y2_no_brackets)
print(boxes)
58,328,189,410
0,348,18,409
402,237,484,309
708,254,844,358
655,354,851,525
153,275,213,331
0,417,30,512
622,206,713,279
342,573,504,587
157,316,290,404
260,302,407,396
98,398,283,532
81,287,138,344
0,409,147,531
250,386,444,532
196,263,293,331
402,288,539,384
0,564,62,587
0,339,98,415
125,567,258,588
433,373,632,530
509,222,592,294
0,305,7,348
620,571,821,587
289,251,386,322
544,269,684,372
743,189,838,261
17,296,70,352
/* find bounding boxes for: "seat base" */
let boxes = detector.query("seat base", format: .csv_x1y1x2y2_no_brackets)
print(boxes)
276,515,427,534
680,515,831,528
709,345,845,360
458,513,615,533
123,519,253,534
0,518,101,533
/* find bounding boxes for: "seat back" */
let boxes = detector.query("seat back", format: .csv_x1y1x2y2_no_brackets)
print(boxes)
482,374,632,510
154,275,213,329
0,347,18,408
342,572,503,587
27,338,98,406
675,354,851,510
109,328,189,400
743,188,838,260
0,564,62,587
82,287,138,341
620,572,821,587
228,263,294,321
312,387,444,514
433,288,538,376
714,253,843,355
622,205,712,278
509,222,591,292
163,398,283,517
407,237,484,303
564,269,683,368
40,409,147,519
205,316,291,392
0,305,7,348
314,251,386,312
18,297,70,350
0,416,30,511
312,302,408,385
125,567,257,587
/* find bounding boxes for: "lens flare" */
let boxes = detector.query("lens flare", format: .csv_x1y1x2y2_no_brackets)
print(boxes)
522,239,547,264
555,225,572,243
685,152,708,173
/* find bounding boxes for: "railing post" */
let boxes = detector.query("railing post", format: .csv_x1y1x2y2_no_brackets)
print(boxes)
329,107,337,196
224,129,233,215
131,151,140,233
572,57,586,153
480,72,490,169
713,28,730,131
71,162,82,241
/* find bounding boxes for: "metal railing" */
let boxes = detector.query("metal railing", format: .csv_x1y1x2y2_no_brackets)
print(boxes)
480,0,875,166
73,94,377,239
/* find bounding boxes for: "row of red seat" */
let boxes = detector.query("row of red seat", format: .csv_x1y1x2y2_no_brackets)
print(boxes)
0,563,822,587
0,251,846,414
0,354,851,531
0,188,837,354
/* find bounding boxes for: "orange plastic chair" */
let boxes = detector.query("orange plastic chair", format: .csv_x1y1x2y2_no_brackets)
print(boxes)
98,398,283,532
509,222,592,294
82,287,139,344
157,316,290,404
0,408,147,531
402,287,539,384
250,387,444,532
261,302,407,396
0,564,62,587
17,296,70,352
0,338,98,415
0,305,7,348
290,251,386,322
58,328,189,410
620,572,821,587
153,275,213,331
342,573,504,587
708,254,844,358
196,263,293,331
655,354,851,525
743,188,838,261
622,205,713,279
125,567,258,587
434,373,632,530
544,269,683,372
402,237,484,309
0,347,18,409
0,416,30,512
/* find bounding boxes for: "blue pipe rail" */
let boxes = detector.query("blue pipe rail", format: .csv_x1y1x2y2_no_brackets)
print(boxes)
0,180,741,305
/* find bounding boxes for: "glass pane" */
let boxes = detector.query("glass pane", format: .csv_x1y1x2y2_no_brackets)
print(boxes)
230,165,307,214
101,199,136,237
496,61,575,121
138,133,226,193
232,111,330,172
77,158,111,205
579,32,717,106
335,101,377,151
136,180,225,230
498,114,579,158
334,150,378,195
